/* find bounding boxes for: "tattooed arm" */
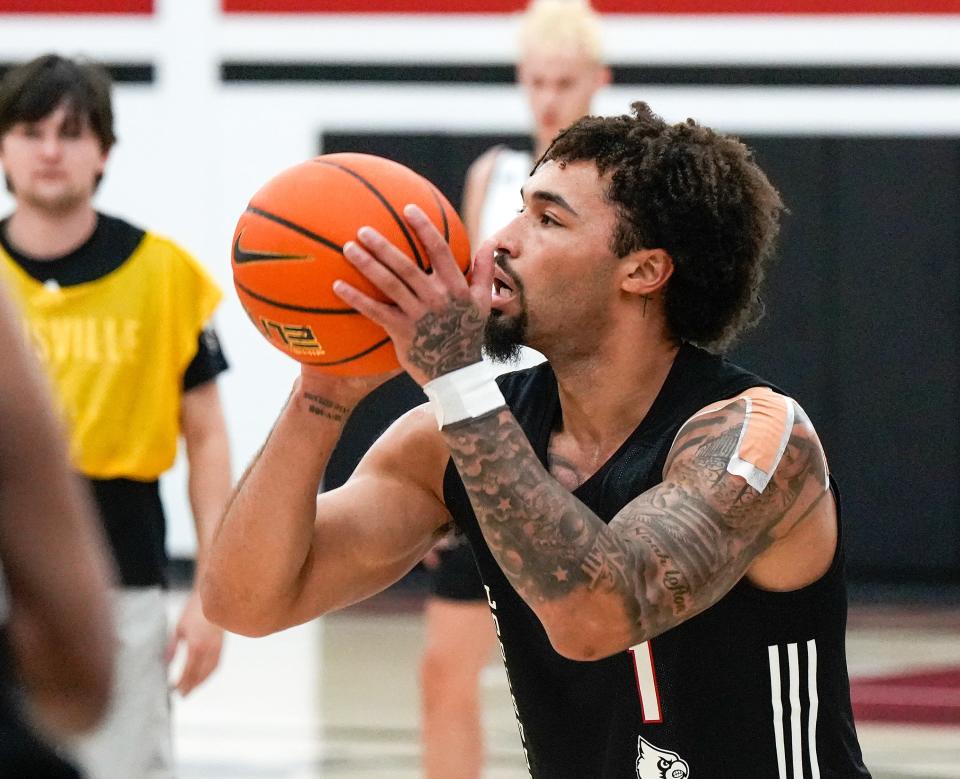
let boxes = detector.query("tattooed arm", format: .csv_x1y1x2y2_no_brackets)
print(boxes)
443,389,831,660
202,371,451,637
329,208,831,659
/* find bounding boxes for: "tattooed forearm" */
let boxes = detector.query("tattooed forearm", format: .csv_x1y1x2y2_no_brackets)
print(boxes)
407,299,485,380
444,395,831,649
444,410,615,601
302,392,351,423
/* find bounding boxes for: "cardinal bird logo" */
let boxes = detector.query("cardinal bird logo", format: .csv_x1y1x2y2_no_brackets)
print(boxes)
636,735,690,779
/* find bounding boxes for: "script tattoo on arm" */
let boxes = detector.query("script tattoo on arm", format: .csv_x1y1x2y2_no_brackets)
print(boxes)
443,397,829,655
406,299,485,380
302,392,351,423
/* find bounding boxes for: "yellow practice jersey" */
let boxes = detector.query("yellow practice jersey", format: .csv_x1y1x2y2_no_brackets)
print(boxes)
0,222,222,480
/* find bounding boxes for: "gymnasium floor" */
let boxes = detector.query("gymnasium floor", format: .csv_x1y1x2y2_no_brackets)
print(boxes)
170,586,960,779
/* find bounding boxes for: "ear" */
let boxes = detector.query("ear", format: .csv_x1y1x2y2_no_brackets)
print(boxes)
96,145,111,177
620,248,673,297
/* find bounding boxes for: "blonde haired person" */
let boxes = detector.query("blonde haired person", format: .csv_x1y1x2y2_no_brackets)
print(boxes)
463,0,610,247
418,2,610,777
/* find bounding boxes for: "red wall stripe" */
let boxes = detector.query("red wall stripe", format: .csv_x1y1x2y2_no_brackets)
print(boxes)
0,0,152,11
1,0,955,14
223,0,960,13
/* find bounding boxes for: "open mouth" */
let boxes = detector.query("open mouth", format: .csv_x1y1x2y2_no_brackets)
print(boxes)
491,267,517,307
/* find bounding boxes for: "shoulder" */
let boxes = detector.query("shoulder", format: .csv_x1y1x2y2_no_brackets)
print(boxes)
374,403,443,455
104,212,196,269
96,212,146,243
463,146,510,243
135,231,220,290
136,229,199,267
666,386,829,496
496,359,553,399
357,403,449,490
465,145,505,187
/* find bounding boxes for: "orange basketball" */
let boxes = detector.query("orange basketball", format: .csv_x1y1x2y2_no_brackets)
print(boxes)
231,153,471,375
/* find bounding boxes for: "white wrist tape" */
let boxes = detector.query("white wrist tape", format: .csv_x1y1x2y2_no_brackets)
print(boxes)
422,361,507,429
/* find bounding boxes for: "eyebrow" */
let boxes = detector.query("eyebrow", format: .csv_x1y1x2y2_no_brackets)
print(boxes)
521,187,580,217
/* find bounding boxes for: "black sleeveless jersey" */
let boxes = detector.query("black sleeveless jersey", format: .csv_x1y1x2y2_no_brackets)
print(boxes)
443,344,870,779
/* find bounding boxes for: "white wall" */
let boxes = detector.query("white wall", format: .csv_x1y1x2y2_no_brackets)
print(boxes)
1,0,958,554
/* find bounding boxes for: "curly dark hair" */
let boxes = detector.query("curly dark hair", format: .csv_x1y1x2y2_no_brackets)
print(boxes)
538,102,784,350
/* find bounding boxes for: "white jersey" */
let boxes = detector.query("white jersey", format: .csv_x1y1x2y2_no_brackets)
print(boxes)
477,147,545,372
478,146,532,241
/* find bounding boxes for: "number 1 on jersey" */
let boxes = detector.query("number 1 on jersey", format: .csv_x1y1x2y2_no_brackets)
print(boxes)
629,641,663,723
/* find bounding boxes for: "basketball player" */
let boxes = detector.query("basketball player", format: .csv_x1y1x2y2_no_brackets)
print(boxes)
0,54,232,779
204,104,871,777
422,3,609,774
0,280,115,776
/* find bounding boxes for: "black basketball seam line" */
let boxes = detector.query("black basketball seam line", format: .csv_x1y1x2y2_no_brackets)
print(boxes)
246,206,343,255
312,160,426,271
428,184,450,242
428,183,472,281
236,280,360,314
300,337,392,366
431,185,470,281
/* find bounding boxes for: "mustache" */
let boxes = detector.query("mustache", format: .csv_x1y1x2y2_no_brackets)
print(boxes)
492,250,523,293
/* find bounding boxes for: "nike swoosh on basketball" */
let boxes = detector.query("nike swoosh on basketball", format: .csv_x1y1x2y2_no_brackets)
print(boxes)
233,233,311,264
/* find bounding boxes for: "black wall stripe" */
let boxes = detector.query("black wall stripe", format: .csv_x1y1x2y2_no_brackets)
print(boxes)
0,62,154,84
222,61,960,87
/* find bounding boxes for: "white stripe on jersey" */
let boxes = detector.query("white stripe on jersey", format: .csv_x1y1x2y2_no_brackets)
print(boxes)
768,640,821,779
768,644,789,779
788,643,804,778
808,639,822,779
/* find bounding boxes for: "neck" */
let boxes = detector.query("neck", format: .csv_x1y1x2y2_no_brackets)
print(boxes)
547,327,680,455
5,202,98,259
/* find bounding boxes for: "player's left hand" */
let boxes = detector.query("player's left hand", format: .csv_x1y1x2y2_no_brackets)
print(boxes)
166,589,225,697
333,204,496,387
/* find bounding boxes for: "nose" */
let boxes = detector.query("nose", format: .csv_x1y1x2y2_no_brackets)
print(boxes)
39,132,62,160
492,233,519,264
541,84,565,112
490,223,520,263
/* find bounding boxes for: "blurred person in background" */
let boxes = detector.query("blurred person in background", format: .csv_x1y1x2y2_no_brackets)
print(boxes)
0,280,115,777
0,54,232,779
420,2,610,776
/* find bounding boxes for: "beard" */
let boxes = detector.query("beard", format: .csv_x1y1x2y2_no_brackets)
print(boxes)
483,309,528,363
19,184,91,216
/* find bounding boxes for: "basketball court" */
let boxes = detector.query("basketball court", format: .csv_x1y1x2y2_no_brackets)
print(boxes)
170,586,960,778
0,4,957,778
